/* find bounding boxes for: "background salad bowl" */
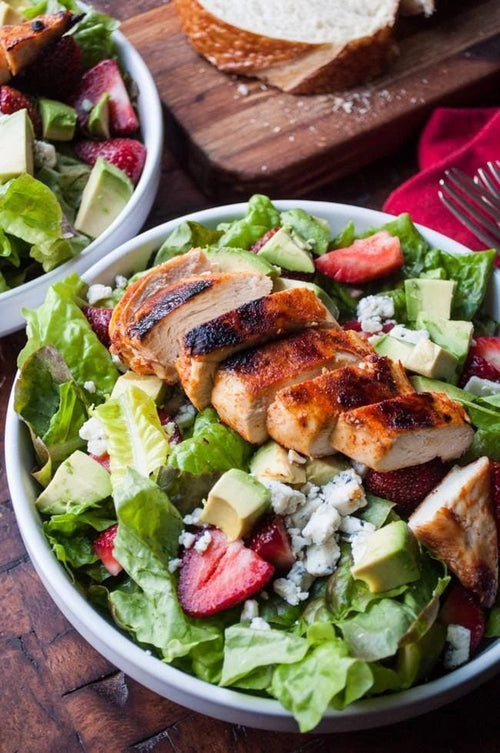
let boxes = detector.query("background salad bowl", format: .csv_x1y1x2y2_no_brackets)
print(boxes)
5,201,500,733
0,25,163,337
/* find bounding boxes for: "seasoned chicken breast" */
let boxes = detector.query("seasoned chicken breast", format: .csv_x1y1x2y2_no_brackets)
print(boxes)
330,391,474,471
409,457,498,607
211,328,374,444
267,355,415,456
0,10,75,79
110,271,273,382
177,286,338,409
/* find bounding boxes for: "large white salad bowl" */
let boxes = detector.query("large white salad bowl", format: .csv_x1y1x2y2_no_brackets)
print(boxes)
0,27,163,337
5,201,500,733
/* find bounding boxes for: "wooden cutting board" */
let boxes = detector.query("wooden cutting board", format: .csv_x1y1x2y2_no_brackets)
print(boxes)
122,0,500,199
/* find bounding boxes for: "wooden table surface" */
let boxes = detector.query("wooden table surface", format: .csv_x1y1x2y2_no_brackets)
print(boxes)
1,2,499,751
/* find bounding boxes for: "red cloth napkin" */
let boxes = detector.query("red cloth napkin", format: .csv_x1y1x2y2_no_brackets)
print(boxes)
383,108,500,253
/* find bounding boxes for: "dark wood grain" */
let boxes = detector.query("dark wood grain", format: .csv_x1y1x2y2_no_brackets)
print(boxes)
1,1,499,752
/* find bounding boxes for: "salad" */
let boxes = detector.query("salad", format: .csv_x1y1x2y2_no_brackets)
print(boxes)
0,0,145,293
13,195,500,732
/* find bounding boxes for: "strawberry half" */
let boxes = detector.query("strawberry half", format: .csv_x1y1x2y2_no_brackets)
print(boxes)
70,59,139,135
93,524,123,576
314,230,404,284
459,336,500,387
74,138,146,185
82,305,113,347
248,514,295,574
23,36,83,99
439,582,485,655
178,528,274,617
364,458,450,517
0,84,41,135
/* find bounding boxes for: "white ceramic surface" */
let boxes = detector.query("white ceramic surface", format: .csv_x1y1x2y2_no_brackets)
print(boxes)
0,28,163,337
5,201,500,733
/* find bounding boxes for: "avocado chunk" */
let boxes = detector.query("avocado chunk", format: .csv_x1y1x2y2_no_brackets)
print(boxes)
206,246,279,277
36,450,112,515
75,158,133,239
0,108,34,181
257,226,315,273
397,621,447,687
88,92,111,139
250,440,307,485
415,314,473,368
111,372,166,403
351,520,421,592
39,98,77,141
374,333,457,380
0,0,23,24
410,375,466,402
273,276,339,319
305,456,350,485
199,468,271,540
404,278,456,321
373,333,414,364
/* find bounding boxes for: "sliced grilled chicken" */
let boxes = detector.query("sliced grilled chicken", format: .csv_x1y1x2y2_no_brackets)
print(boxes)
409,457,498,607
330,391,474,471
0,11,75,79
110,271,273,382
110,248,217,362
267,355,415,456
211,328,374,444
177,287,338,409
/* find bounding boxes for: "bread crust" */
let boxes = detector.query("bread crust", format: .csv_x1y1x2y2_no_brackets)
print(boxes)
174,0,398,93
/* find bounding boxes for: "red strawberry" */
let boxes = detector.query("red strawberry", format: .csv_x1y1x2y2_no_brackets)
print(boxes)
248,514,295,573
74,138,146,185
82,305,113,347
490,460,500,542
364,458,450,517
157,409,183,445
93,524,123,576
439,583,485,655
178,528,274,617
250,226,280,253
341,319,362,331
90,452,111,473
474,336,500,371
315,231,404,284
69,59,139,135
0,85,41,135
459,354,500,387
23,36,83,99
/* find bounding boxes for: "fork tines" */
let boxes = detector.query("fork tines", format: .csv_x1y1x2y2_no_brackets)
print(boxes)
438,162,500,250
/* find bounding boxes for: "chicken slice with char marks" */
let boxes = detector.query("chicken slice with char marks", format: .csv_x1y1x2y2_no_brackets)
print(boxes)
0,10,75,80
110,270,273,382
177,286,338,410
330,391,474,472
409,457,498,608
267,355,415,457
211,328,374,444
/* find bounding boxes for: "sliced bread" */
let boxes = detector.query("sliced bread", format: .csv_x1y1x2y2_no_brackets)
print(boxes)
173,0,400,94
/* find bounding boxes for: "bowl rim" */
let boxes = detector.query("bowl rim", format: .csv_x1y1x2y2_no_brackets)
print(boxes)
6,200,500,733
0,26,163,305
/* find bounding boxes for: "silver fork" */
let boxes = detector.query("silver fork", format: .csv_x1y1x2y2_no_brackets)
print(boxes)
438,161,500,249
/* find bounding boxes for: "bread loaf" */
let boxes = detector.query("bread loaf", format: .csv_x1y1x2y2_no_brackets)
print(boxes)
174,0,401,94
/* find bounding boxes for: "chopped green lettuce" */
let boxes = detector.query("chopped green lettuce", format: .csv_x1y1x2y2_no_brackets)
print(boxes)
216,194,280,249
154,221,223,265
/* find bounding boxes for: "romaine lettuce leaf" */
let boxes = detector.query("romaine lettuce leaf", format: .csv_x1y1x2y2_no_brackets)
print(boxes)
154,221,223,265
0,173,62,244
216,194,280,249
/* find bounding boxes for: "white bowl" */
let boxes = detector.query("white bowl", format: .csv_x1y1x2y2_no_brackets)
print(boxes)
0,28,163,337
5,201,500,733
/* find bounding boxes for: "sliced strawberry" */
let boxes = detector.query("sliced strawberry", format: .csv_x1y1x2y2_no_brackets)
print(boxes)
459,353,500,387
93,524,123,576
74,138,146,185
364,458,450,517
22,36,83,99
0,85,41,135
474,336,500,372
250,226,280,253
490,460,500,542
248,514,295,574
439,582,485,655
314,230,404,284
81,305,113,347
178,528,274,617
69,59,139,135
90,452,111,473
341,319,362,331
157,409,183,445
